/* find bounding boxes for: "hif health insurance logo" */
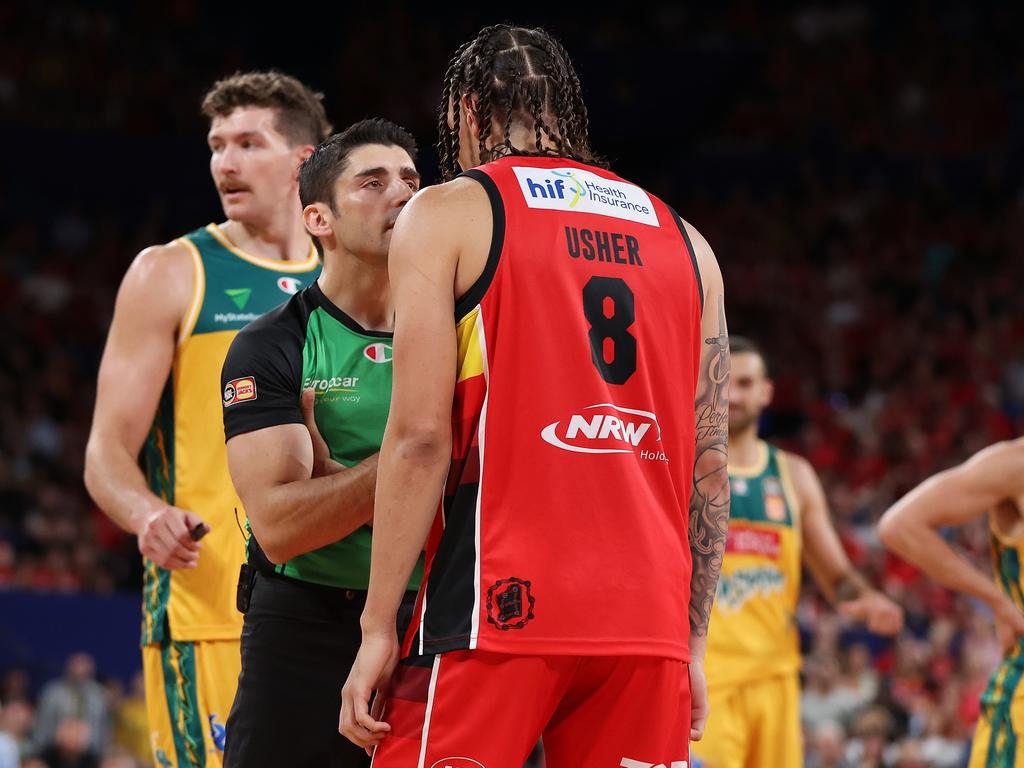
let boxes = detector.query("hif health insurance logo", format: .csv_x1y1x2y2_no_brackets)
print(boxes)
526,170,588,207
513,165,659,226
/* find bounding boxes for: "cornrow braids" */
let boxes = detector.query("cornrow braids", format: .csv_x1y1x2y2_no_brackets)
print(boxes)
436,24,607,181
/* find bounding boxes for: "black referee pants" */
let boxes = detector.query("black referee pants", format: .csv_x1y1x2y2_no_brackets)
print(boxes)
224,572,416,768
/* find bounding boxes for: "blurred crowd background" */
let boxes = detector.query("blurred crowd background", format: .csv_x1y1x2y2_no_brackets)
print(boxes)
1,2,1022,766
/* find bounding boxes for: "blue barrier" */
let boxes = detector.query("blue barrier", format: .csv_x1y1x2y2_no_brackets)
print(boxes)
0,589,142,692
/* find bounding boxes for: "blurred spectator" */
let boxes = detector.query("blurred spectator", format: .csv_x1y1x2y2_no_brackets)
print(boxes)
0,702,18,768
37,717,98,768
803,655,867,731
97,747,138,768
33,654,109,757
108,674,147,767
806,720,854,768
0,700,35,763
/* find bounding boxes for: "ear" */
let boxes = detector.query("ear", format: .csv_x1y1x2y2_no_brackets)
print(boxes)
460,93,480,140
294,144,315,180
302,202,333,241
760,377,775,408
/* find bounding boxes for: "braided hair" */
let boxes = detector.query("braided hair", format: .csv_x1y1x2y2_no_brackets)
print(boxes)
437,25,607,181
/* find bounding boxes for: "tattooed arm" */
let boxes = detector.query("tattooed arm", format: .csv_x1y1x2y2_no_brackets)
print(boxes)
684,222,730,655
681,221,729,741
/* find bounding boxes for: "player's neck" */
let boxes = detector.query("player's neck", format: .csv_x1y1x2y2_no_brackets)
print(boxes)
317,254,392,333
220,212,311,263
729,427,762,468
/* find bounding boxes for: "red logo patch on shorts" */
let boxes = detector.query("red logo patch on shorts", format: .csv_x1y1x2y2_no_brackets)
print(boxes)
223,376,257,406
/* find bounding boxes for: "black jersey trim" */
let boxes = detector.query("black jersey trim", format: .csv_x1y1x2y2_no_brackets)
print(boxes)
454,169,506,320
667,205,704,314
307,280,393,339
420,479,480,651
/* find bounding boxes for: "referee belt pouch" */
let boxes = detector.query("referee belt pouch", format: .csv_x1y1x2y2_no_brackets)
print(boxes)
236,563,257,614
236,535,274,614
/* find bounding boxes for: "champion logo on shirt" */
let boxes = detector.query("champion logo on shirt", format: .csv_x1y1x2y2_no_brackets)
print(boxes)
430,759,486,768
277,276,302,294
363,342,393,363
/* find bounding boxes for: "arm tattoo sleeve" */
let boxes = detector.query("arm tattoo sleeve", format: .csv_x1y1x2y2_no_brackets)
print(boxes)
688,296,731,638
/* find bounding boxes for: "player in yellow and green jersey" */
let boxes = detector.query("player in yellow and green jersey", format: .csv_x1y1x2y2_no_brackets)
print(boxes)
84,72,329,767
693,337,903,768
881,438,1024,767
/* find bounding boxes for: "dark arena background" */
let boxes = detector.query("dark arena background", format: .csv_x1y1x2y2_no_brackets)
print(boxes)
2,2,1023,766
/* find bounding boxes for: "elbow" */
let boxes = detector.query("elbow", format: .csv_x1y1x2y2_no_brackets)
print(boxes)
248,516,292,565
244,505,290,565
877,510,910,554
83,440,102,503
389,422,452,465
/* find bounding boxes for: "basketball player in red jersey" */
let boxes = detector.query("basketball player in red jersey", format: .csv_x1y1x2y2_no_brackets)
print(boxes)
340,25,730,767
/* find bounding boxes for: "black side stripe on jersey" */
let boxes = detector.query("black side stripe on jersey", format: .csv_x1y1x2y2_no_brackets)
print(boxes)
454,169,506,320
419,480,481,652
667,205,704,313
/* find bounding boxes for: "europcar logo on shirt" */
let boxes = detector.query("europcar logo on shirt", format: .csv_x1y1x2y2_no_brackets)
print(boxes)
540,403,666,460
513,166,660,227
363,342,393,363
223,376,256,406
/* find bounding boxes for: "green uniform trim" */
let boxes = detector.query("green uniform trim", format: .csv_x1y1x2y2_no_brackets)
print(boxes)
142,378,175,644
727,443,796,528
161,640,206,768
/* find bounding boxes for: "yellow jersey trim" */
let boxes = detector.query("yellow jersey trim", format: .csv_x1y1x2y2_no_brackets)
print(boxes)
176,237,205,346
775,448,803,532
206,223,319,272
729,440,769,478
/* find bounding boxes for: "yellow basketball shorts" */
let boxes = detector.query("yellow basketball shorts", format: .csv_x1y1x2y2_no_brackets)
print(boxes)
691,672,802,768
142,638,241,768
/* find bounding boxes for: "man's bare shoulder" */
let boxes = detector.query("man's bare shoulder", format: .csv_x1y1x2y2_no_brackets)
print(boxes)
115,239,196,319
128,240,195,281
404,176,488,217
777,447,820,489
967,438,1024,489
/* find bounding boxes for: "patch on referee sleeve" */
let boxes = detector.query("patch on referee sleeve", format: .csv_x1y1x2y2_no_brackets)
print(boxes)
223,376,257,406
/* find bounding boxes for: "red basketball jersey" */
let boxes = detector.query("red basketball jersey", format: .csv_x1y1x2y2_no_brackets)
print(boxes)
405,156,704,661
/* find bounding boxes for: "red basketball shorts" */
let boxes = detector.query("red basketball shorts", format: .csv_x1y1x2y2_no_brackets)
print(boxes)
371,650,691,768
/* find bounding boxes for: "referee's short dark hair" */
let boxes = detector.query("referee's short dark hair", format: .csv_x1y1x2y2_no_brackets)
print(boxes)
299,119,417,212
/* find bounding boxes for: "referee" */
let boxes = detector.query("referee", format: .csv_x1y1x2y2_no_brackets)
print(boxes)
219,119,423,768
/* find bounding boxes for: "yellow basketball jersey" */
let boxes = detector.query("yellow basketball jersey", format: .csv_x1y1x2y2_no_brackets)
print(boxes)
141,224,320,644
705,441,803,688
975,502,1024,757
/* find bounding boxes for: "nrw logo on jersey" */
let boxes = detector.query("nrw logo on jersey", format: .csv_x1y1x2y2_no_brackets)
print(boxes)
540,403,666,460
513,166,660,227
223,376,256,406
